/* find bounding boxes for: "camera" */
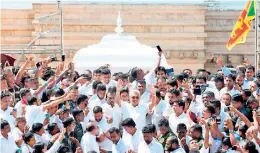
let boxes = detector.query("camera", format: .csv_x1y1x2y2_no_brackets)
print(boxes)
212,115,221,124
193,85,202,95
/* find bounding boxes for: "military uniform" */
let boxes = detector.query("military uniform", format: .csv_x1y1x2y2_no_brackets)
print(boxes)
62,132,76,153
157,130,176,148
74,122,84,142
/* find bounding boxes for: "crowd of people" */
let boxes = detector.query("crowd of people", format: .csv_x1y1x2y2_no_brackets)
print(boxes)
1,52,260,153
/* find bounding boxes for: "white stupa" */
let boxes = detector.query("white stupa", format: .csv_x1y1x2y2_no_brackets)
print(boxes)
73,11,172,74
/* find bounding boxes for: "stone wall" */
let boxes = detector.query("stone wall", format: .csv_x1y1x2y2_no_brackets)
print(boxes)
205,10,256,72
1,4,258,73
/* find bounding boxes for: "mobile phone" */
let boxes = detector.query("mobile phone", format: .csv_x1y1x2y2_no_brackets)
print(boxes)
231,146,237,150
45,113,50,120
193,85,202,95
51,57,57,62
156,45,162,52
61,55,65,62
85,76,92,81
224,106,230,112
36,62,42,68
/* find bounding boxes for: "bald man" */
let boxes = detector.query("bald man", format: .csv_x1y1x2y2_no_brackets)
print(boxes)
81,122,100,153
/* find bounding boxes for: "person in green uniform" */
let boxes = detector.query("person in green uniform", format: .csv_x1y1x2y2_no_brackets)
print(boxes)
62,117,77,153
157,118,176,148
72,108,84,142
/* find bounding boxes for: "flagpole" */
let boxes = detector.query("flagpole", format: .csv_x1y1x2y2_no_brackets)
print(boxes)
255,4,259,75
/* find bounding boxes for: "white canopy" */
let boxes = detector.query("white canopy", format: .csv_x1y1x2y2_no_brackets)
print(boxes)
73,12,172,74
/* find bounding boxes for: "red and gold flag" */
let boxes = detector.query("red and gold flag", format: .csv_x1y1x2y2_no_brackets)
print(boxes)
226,0,257,50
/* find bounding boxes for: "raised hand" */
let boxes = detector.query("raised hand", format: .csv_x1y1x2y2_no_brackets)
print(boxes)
182,78,189,90
106,116,113,124
243,57,252,66
216,55,224,67
225,119,234,130
84,107,89,116
75,147,83,153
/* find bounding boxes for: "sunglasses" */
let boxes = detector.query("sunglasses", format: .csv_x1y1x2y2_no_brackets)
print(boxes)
131,96,140,99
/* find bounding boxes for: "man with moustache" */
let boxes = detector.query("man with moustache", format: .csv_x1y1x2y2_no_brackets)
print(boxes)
93,106,113,152
138,125,164,153
165,136,185,153
109,127,130,153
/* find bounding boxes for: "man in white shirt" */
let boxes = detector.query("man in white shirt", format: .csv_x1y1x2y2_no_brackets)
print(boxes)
100,68,117,89
123,90,156,130
88,84,107,116
81,122,100,153
0,91,16,130
25,92,73,127
235,72,250,90
169,99,190,134
93,106,113,152
151,90,167,128
220,74,240,98
130,52,164,90
0,120,18,153
102,89,121,129
138,125,164,153
122,118,144,153
109,127,130,153
78,81,92,96
15,88,31,117
165,136,186,153
136,80,150,104
163,89,181,119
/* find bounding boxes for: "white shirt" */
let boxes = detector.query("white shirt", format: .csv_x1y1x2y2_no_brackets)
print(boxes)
123,129,144,153
102,103,122,129
79,82,93,96
112,138,130,153
171,147,186,153
34,133,50,145
81,132,100,153
241,81,250,90
94,117,113,151
163,102,174,118
121,101,131,120
169,112,190,134
22,144,33,153
125,103,149,130
204,87,221,100
0,107,16,130
131,71,156,90
220,87,240,98
138,138,164,153
105,80,117,89
88,94,106,116
50,114,59,124
0,133,18,153
25,105,46,127
46,140,61,153
14,101,23,117
140,91,150,104
152,100,167,128
11,127,23,141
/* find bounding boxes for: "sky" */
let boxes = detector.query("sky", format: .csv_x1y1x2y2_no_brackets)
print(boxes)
0,0,251,10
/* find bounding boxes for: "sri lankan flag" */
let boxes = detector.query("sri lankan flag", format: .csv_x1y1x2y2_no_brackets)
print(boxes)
226,0,257,50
